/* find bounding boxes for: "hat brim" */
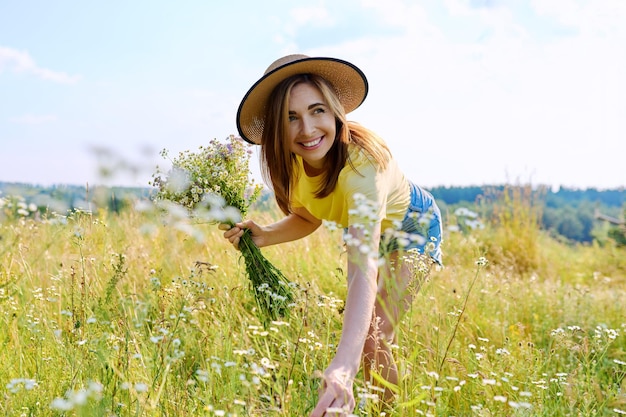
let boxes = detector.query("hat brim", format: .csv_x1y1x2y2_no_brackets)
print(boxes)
236,57,368,145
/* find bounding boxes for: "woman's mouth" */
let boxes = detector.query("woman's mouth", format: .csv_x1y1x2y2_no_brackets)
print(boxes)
301,137,323,149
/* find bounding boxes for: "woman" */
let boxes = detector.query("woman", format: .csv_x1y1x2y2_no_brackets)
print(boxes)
223,54,443,416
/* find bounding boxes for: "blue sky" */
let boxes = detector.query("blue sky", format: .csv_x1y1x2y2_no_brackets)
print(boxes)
1,0,624,190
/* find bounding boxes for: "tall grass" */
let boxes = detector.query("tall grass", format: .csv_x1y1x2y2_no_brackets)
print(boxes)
1,189,625,416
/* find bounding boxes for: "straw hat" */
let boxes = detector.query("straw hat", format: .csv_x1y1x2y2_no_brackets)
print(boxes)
236,54,369,144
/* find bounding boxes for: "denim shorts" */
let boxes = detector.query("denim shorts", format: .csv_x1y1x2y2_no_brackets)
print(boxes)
379,182,443,265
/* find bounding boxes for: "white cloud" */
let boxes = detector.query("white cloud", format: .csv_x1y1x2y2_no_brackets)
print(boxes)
272,4,335,52
10,114,58,125
0,46,81,84
289,5,333,28
361,0,433,33
303,0,625,188
531,0,626,39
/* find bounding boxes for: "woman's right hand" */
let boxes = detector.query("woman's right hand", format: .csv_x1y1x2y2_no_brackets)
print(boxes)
218,220,264,250
220,211,321,251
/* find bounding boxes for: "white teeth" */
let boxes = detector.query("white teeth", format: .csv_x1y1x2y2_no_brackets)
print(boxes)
302,137,322,148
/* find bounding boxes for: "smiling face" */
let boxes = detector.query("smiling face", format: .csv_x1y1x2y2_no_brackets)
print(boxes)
287,81,337,176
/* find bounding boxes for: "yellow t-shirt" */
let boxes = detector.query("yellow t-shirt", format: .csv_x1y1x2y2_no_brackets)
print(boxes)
291,145,411,231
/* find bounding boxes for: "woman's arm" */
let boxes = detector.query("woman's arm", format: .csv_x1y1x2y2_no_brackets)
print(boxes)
262,207,322,246
311,221,381,416
221,206,322,249
331,221,380,374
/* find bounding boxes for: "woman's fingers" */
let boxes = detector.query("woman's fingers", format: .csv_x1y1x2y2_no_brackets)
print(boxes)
218,221,258,250
220,224,245,249
310,381,354,417
310,390,335,417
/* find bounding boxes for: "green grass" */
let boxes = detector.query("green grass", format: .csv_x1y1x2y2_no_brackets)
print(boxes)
1,198,625,416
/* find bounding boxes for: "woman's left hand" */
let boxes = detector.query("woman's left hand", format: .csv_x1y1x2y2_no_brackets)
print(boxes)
310,366,355,416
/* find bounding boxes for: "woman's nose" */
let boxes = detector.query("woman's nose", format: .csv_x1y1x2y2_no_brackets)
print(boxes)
300,116,315,136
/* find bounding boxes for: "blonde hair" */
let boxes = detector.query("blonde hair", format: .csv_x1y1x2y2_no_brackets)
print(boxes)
260,74,391,215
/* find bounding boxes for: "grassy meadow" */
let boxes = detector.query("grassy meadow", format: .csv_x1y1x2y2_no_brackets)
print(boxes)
1,189,625,416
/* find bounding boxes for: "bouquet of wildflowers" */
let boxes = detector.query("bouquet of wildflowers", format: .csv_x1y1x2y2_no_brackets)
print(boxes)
151,135,294,323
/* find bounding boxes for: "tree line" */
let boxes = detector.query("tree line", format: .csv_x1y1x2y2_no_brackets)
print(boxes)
1,181,624,245
428,184,624,243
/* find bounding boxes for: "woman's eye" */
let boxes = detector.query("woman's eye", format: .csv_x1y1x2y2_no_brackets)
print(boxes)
288,115,297,122
313,107,325,114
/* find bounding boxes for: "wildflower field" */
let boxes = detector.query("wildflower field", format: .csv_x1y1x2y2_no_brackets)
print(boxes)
1,189,625,416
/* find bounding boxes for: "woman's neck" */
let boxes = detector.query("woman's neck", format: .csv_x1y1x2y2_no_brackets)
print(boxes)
302,160,325,177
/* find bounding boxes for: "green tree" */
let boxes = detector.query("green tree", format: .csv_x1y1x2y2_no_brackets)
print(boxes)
557,208,584,241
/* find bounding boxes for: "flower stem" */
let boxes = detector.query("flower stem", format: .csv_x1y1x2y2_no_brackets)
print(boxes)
238,230,295,325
